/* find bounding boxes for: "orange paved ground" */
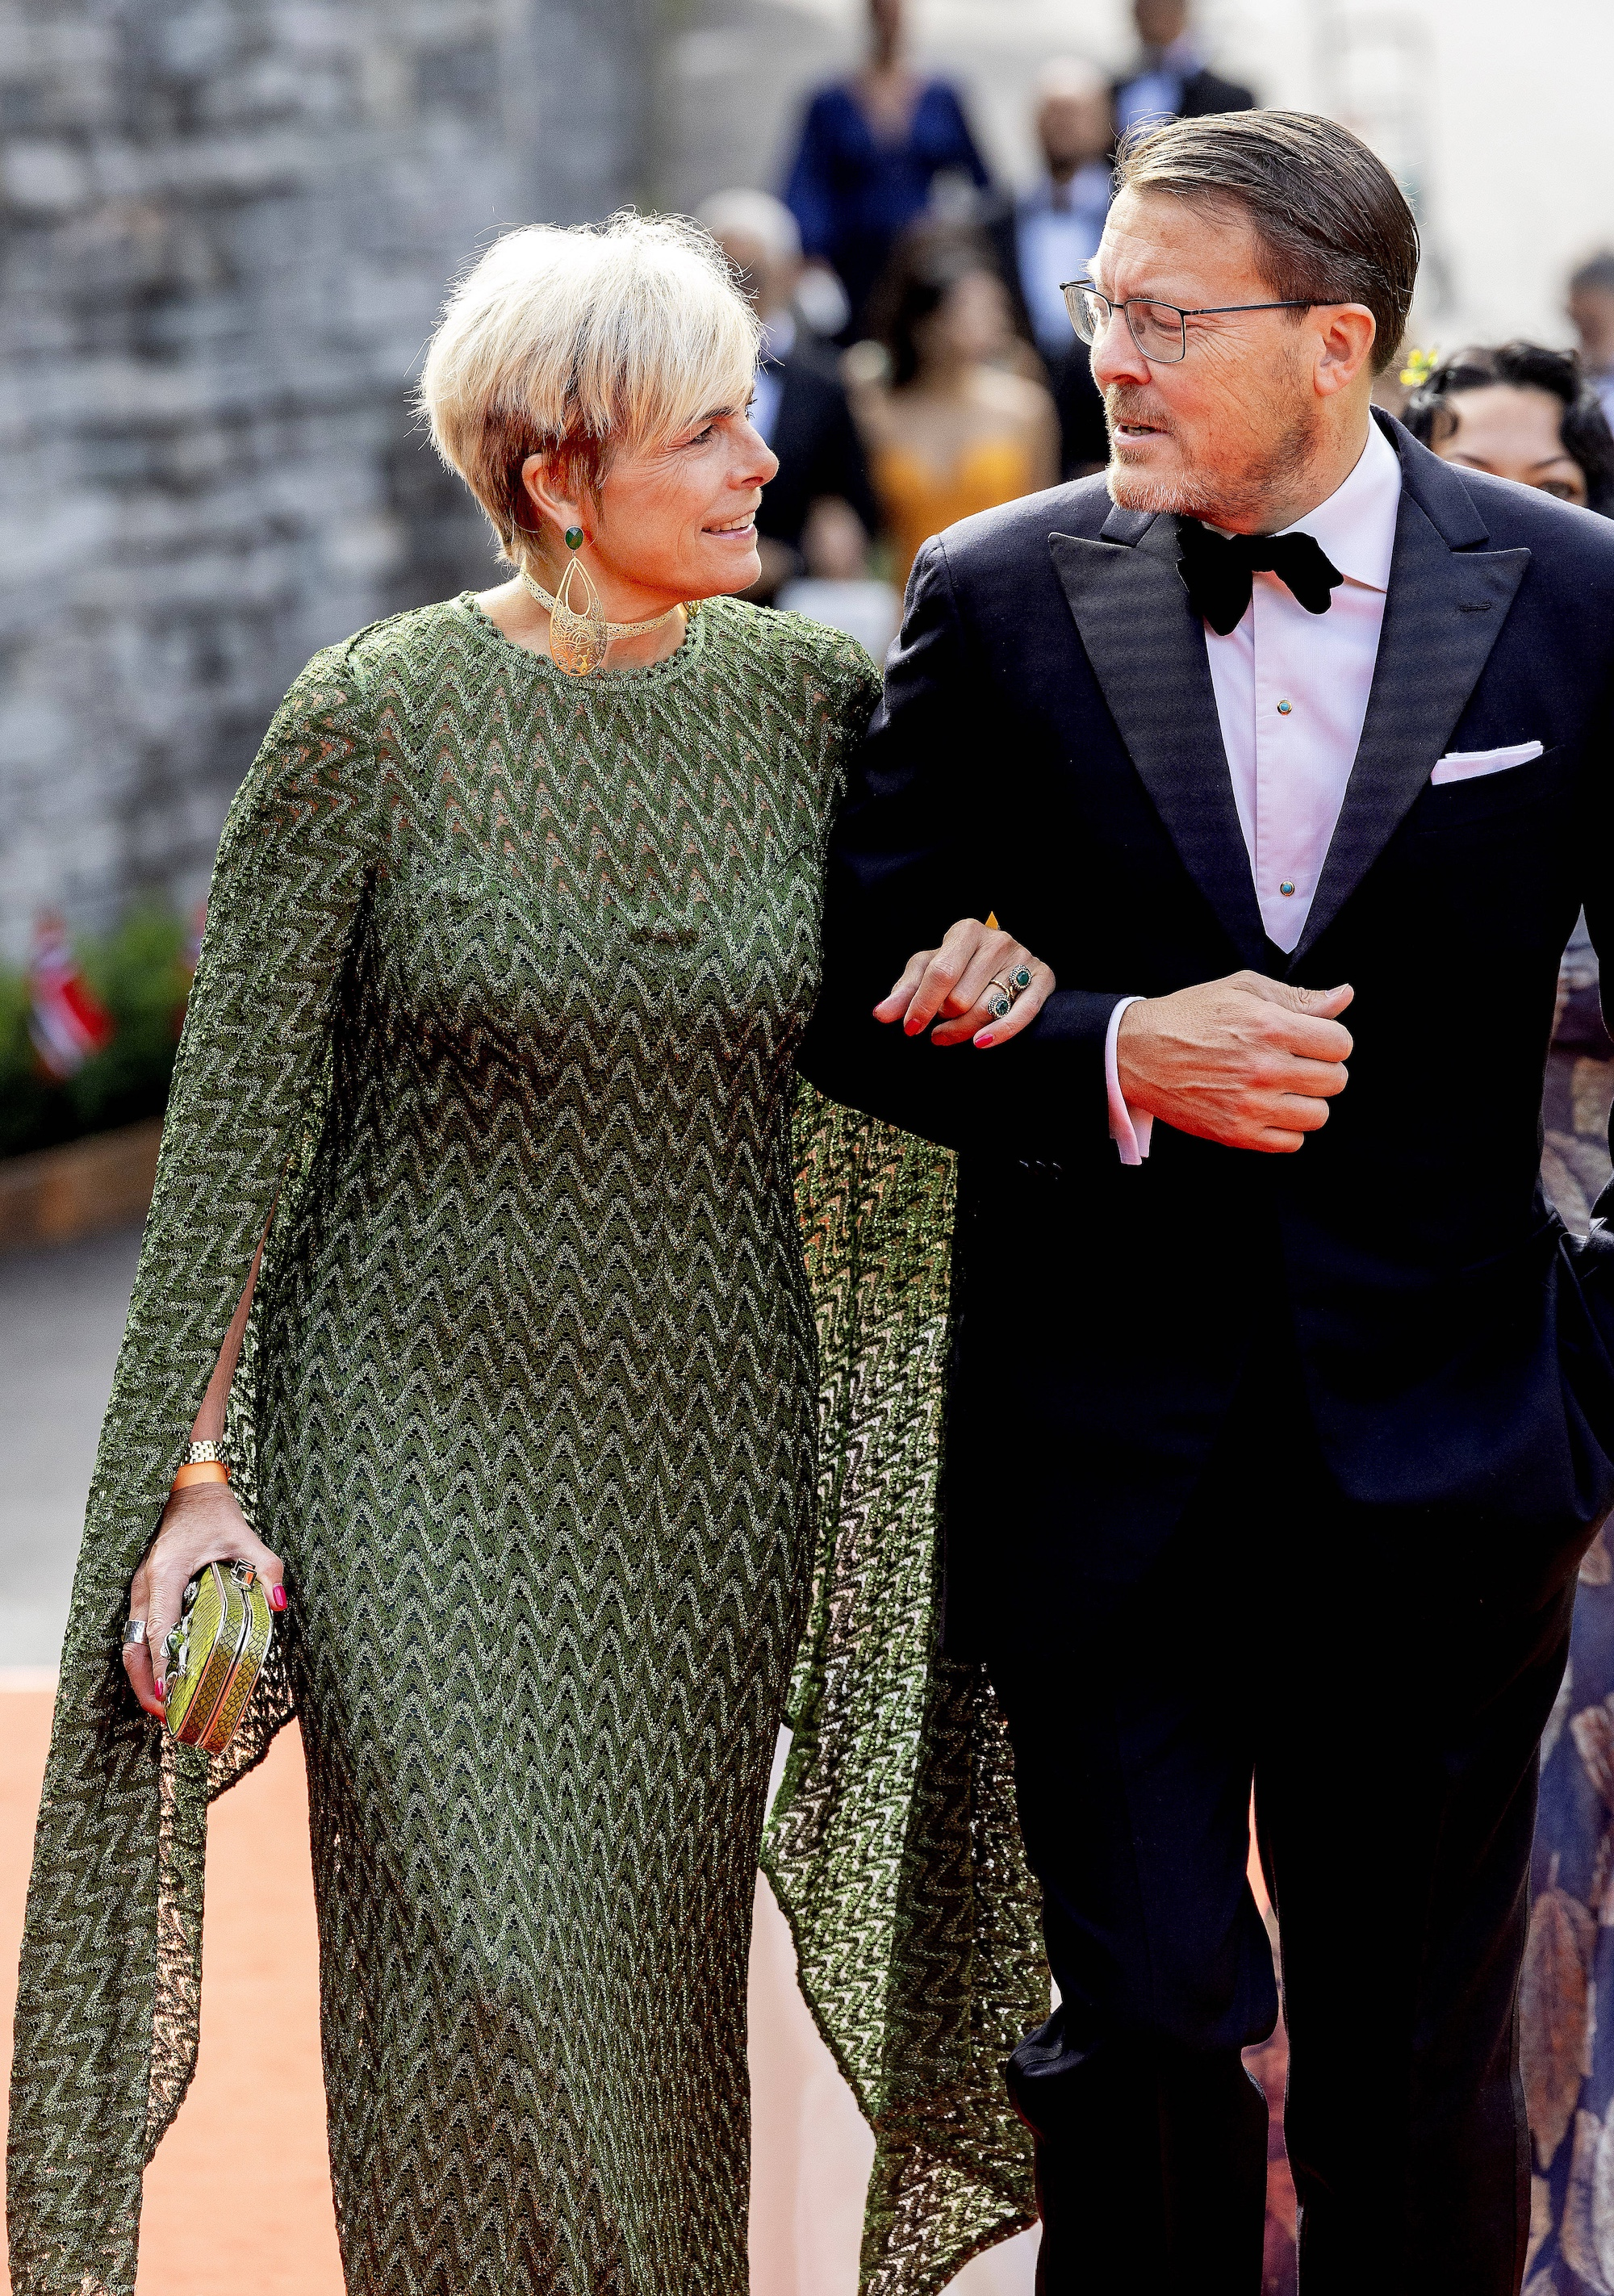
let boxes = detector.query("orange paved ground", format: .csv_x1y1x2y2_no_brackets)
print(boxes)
1,1693,344,2296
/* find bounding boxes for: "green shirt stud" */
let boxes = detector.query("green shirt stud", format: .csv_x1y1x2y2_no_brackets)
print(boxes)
1276,699,1293,715
1279,880,1296,897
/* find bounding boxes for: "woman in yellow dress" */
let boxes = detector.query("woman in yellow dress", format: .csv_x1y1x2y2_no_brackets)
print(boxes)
853,228,1060,583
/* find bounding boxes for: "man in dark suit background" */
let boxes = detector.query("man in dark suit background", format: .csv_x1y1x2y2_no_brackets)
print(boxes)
984,61,1113,476
801,108,1614,2293
700,190,879,599
1114,0,1254,140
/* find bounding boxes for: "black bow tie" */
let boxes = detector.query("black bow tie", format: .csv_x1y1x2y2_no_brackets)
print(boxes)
1176,521,1344,636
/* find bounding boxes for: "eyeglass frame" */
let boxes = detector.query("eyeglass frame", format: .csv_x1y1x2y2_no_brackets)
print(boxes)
1060,278,1316,365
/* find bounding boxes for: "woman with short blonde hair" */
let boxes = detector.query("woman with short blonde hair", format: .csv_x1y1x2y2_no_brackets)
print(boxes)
8,211,1052,2295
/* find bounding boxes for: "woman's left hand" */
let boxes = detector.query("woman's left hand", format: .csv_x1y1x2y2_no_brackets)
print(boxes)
874,918,1055,1048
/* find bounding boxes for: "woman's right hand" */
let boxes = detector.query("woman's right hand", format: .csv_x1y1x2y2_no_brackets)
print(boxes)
123,1484,286,1721
874,918,1055,1048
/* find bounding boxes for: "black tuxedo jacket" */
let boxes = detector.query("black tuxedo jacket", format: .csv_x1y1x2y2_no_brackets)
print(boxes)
756,332,879,556
799,414,1614,1645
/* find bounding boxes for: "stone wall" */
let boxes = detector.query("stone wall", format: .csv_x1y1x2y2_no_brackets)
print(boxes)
0,0,650,961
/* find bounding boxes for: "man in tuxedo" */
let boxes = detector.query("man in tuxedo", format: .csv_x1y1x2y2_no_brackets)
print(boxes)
799,107,1614,2293
1113,0,1254,141
984,61,1112,476
699,189,878,598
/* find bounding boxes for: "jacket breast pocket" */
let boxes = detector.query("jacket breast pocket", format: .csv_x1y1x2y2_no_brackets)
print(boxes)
1405,742,1570,831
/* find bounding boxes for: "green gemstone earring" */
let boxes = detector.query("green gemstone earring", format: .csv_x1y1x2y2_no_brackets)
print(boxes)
564,526,584,551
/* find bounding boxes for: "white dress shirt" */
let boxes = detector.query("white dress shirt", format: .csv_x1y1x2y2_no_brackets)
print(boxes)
1106,418,1403,1164
1015,167,1112,357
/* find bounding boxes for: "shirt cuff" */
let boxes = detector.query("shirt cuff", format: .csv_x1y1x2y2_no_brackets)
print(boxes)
1105,996,1154,1166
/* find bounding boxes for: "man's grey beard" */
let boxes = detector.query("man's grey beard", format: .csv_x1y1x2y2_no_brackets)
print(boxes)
1103,391,1319,531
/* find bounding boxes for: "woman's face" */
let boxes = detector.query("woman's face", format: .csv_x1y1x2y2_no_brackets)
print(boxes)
1432,383,1588,506
525,399,778,609
913,270,1013,374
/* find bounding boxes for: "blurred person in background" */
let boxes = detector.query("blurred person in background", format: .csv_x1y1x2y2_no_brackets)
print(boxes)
699,186,879,600
7,209,1052,2296
1403,339,1614,512
1113,0,1255,140
776,492,902,658
783,0,991,341
985,58,1114,476
853,224,1059,585
1567,252,1614,428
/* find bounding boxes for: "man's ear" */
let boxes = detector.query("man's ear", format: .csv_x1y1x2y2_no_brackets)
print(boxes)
1314,305,1378,399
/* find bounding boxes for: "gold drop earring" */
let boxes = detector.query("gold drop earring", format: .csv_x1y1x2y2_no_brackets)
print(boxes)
519,525,688,679
547,525,608,676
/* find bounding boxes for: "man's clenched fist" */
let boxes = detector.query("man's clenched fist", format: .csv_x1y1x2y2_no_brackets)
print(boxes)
1115,971,1354,1153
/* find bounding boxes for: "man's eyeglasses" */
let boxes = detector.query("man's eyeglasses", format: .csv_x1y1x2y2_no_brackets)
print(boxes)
1061,279,1315,365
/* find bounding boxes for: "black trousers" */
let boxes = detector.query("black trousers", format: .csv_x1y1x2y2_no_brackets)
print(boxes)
989,1347,1587,2295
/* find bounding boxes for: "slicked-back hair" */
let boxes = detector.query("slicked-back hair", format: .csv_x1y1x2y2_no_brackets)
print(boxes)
1113,109,1420,376
420,211,760,572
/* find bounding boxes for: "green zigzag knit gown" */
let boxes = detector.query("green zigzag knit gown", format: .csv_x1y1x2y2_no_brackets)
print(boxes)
8,592,1047,2296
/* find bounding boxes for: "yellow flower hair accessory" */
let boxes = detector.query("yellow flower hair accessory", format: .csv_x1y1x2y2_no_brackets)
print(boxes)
1399,345,1440,390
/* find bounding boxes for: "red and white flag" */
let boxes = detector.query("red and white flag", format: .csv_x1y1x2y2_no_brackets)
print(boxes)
28,913,113,1079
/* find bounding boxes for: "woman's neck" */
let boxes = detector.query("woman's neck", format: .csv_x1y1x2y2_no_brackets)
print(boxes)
855,59,918,136
476,572,689,670
905,353,976,403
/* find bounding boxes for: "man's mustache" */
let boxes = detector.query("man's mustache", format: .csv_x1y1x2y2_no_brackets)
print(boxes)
1105,388,1176,434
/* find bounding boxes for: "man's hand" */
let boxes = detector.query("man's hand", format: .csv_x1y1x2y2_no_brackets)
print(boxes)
876,918,1055,1048
1116,972,1354,1152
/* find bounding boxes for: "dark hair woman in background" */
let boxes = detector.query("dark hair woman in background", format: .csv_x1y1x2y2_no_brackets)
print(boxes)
850,225,1058,586
1403,339,1614,513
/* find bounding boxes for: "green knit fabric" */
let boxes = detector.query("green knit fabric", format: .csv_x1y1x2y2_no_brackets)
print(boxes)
7,593,1041,2296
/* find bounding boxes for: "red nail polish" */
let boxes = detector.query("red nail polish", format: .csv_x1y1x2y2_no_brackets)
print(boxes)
154,1678,165,1701
976,1033,994,1047
270,1584,288,1613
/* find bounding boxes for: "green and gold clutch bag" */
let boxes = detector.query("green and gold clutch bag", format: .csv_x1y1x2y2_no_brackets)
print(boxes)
161,1558,274,1754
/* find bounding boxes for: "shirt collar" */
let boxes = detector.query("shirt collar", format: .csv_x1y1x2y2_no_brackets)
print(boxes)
1142,34,1201,72
1023,162,1111,219
1277,416,1401,592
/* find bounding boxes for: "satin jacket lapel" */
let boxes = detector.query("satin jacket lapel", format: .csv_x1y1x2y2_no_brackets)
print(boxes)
1291,488,1530,964
1049,513,1270,967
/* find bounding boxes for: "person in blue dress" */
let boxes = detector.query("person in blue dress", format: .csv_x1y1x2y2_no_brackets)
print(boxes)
783,0,991,337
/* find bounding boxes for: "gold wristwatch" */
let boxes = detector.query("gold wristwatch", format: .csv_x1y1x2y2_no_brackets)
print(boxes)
172,1441,230,1491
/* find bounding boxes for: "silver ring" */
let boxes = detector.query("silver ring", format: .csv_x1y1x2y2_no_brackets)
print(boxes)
123,1618,147,1648
1008,964,1035,992
987,993,1013,1019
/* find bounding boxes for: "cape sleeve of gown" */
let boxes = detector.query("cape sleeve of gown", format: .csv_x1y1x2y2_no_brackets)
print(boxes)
7,641,383,2296
774,1083,1048,2296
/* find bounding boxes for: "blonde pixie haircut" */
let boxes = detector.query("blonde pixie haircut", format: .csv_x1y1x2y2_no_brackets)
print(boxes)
420,211,760,574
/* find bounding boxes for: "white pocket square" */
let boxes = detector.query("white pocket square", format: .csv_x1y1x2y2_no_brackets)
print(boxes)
1429,739,1544,785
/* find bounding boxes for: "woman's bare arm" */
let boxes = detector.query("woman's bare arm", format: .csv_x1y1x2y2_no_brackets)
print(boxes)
122,1239,287,1719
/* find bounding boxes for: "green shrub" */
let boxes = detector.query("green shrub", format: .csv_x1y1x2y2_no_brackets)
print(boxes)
0,905,190,1161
